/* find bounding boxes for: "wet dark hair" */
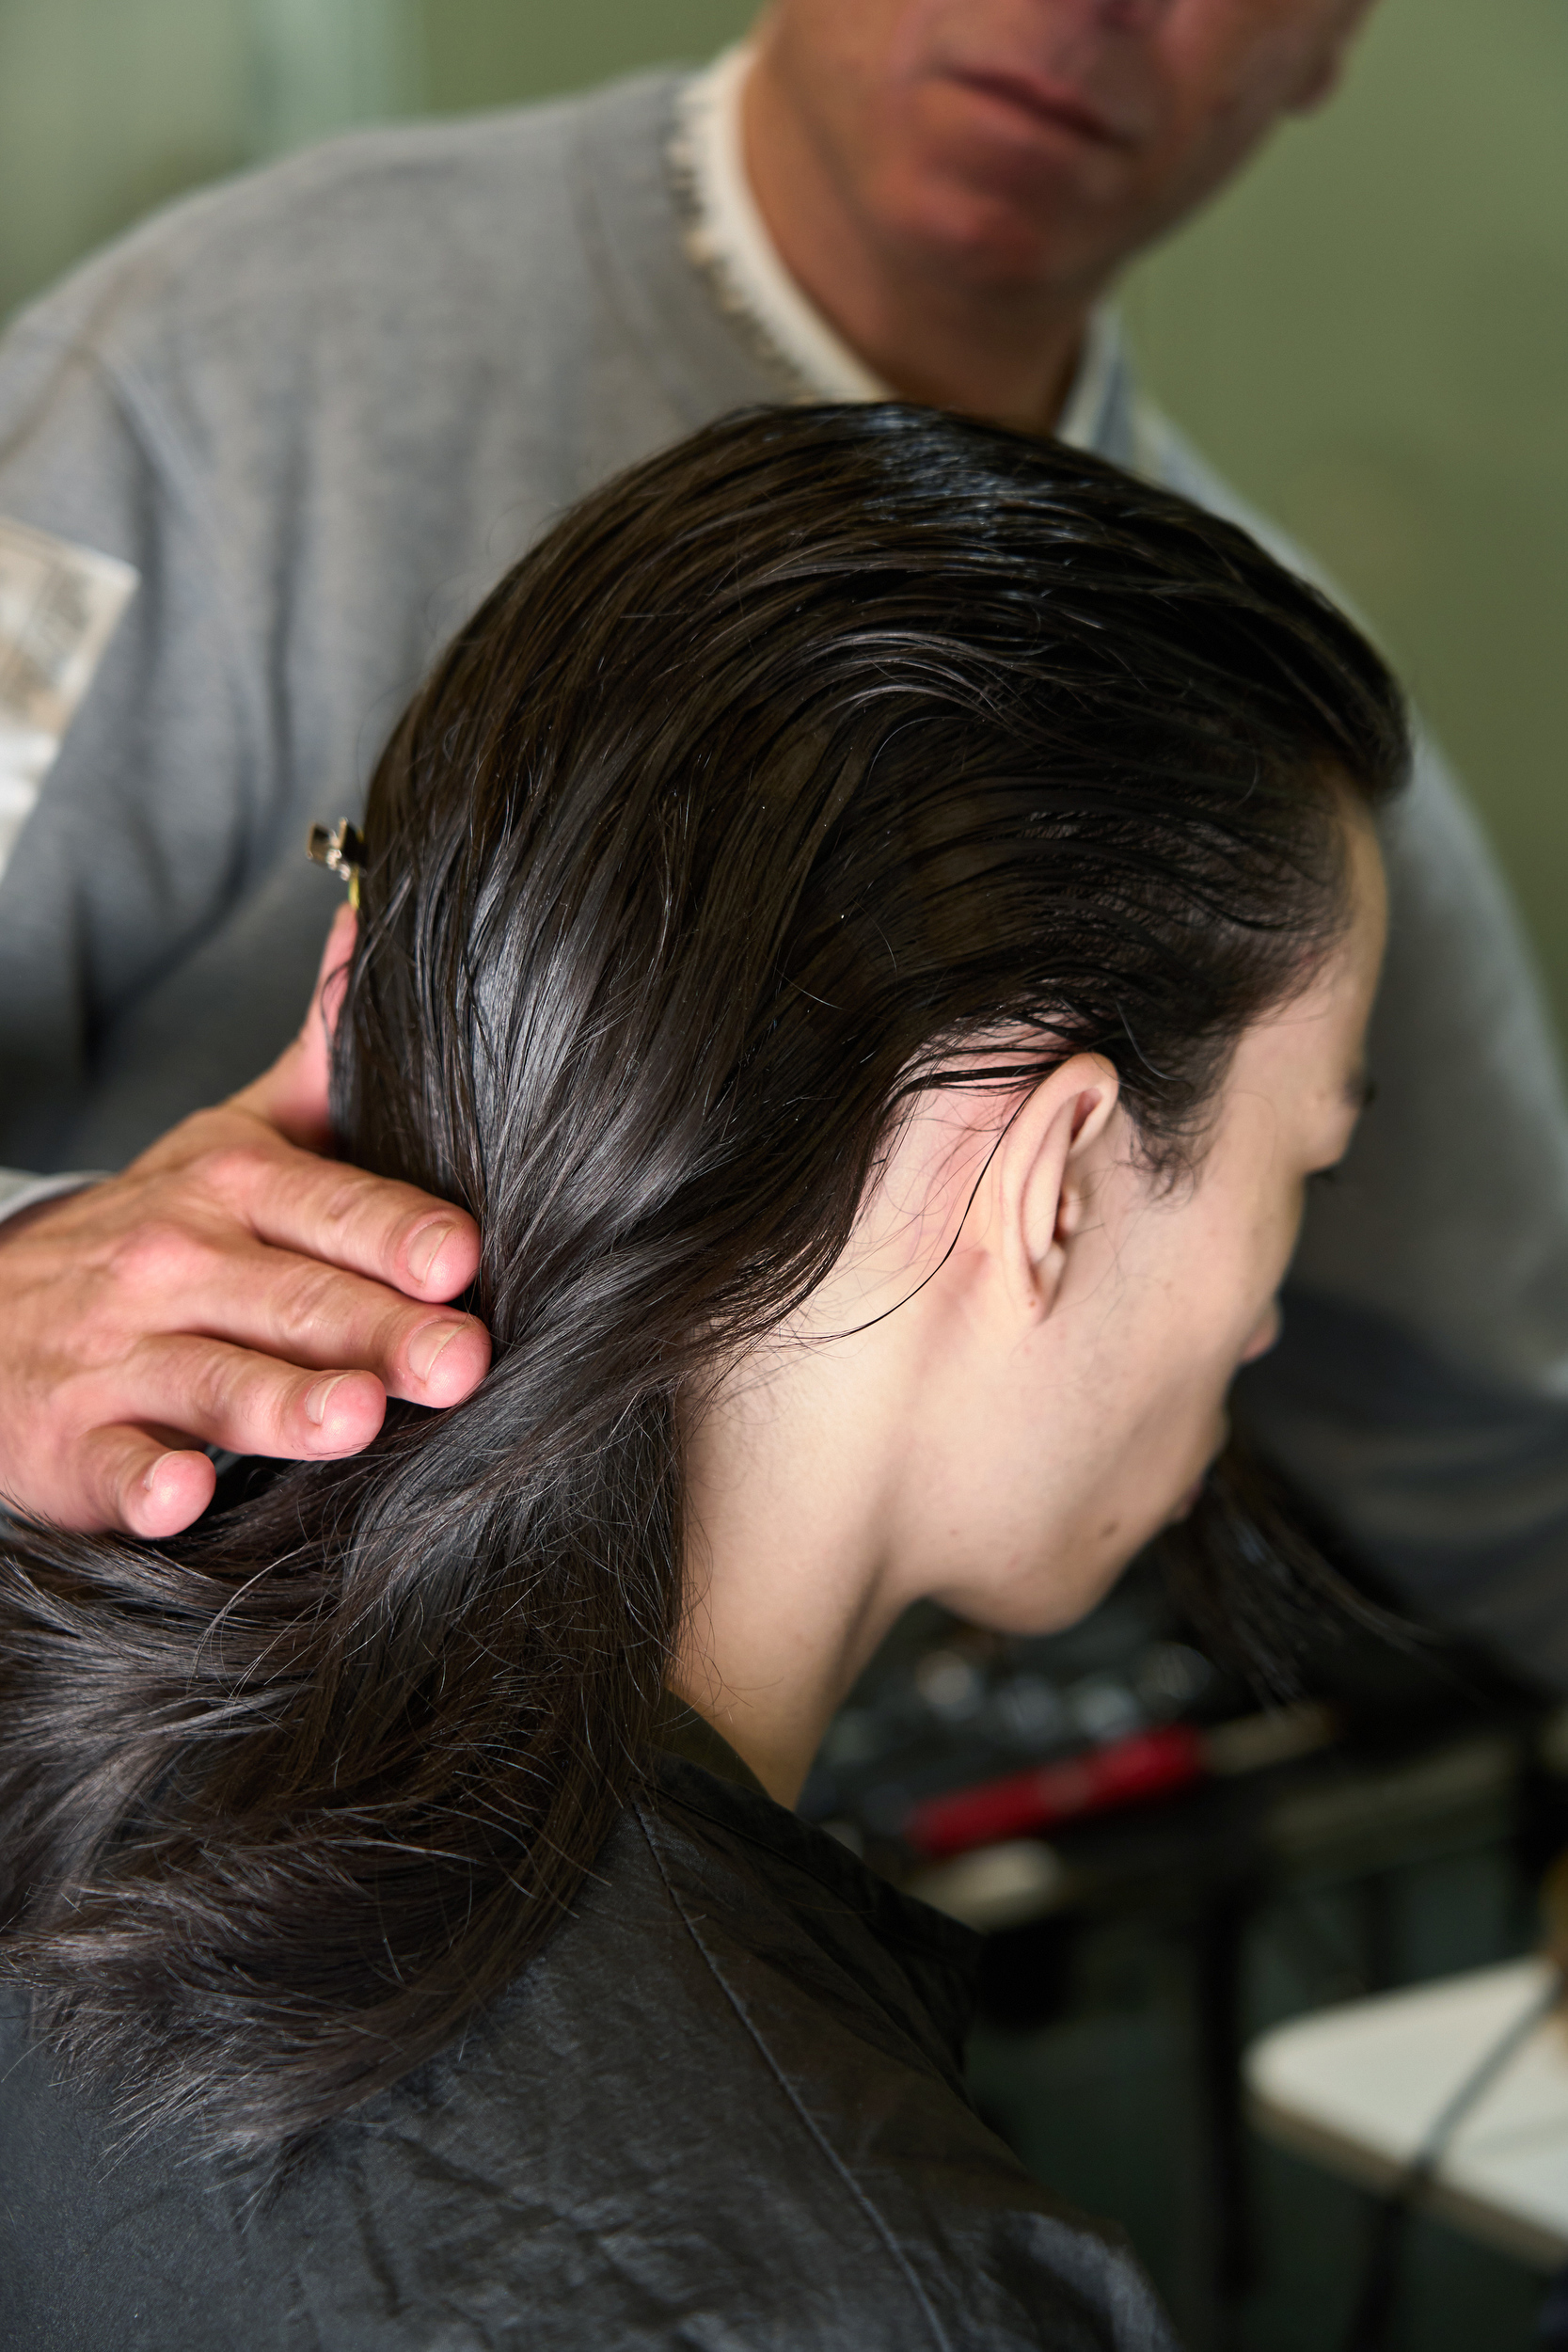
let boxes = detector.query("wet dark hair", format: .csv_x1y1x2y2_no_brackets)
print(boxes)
0,406,1406,2154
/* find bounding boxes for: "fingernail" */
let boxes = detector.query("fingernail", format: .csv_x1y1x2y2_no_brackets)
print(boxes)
407,1220,455,1287
305,1373,349,1427
407,1321,462,1386
143,1454,170,1494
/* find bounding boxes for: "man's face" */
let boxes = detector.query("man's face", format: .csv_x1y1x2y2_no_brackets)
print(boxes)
756,0,1377,297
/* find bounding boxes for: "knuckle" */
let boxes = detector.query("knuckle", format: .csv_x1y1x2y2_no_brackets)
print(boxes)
183,1139,262,1203
182,1345,272,1443
102,1216,200,1297
272,1253,352,1343
324,1167,372,1222
315,1170,387,1251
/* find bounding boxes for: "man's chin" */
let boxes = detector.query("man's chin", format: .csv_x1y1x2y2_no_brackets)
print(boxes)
892,118,1136,275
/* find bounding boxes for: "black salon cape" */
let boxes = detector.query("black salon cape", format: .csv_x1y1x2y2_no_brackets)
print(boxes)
0,1724,1177,2350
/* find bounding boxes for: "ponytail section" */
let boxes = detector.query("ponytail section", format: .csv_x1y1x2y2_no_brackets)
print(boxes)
0,1382,677,2144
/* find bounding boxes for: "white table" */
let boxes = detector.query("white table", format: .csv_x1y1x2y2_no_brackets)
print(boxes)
1244,1959,1568,2269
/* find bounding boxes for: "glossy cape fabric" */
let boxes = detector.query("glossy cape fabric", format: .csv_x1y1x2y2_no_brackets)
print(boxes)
0,1736,1177,2349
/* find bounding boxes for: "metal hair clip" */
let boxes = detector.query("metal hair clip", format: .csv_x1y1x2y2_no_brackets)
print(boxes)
306,819,365,910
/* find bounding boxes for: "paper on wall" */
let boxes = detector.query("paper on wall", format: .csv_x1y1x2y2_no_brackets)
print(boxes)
0,515,137,883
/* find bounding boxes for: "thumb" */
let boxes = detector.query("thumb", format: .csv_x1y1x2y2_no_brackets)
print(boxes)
233,902,358,1151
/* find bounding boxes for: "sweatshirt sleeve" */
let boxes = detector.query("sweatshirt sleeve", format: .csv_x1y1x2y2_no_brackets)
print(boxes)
0,269,262,1176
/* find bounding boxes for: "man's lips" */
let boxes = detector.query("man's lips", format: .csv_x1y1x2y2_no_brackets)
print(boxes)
943,67,1131,150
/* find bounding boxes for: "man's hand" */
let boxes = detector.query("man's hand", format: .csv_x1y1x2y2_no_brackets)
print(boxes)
0,906,490,1539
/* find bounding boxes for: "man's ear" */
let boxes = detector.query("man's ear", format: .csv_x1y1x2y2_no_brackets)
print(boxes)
1288,0,1378,115
993,1055,1120,1322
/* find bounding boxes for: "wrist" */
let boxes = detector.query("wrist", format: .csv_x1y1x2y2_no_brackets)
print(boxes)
0,1170,106,1239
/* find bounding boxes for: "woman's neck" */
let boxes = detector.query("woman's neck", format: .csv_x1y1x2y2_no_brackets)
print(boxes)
668,1061,1132,1806
672,1336,912,1805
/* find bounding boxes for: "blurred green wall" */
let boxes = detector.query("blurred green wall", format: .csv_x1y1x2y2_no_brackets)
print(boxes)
0,0,424,319
2,0,1565,1042
1120,0,1568,1045
412,1,752,112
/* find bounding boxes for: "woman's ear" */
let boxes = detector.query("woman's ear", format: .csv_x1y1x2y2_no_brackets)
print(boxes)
232,903,358,1152
994,1056,1121,1322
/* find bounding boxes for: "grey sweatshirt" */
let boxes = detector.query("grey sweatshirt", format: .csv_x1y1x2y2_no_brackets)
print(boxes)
3,72,1568,1678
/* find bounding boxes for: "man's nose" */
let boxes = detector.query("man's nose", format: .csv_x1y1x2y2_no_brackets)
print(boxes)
1026,0,1179,56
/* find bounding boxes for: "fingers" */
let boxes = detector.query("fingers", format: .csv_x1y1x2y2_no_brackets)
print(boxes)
99,1218,492,1406
31,1346,390,1538
250,1148,482,1306
71,1430,220,1543
0,916,494,1536
14,1422,220,1541
174,1122,482,1308
136,1450,219,1541
7,1324,429,1541
398,1310,491,1405
228,910,483,1304
124,1304,486,1434
126,1336,390,1462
